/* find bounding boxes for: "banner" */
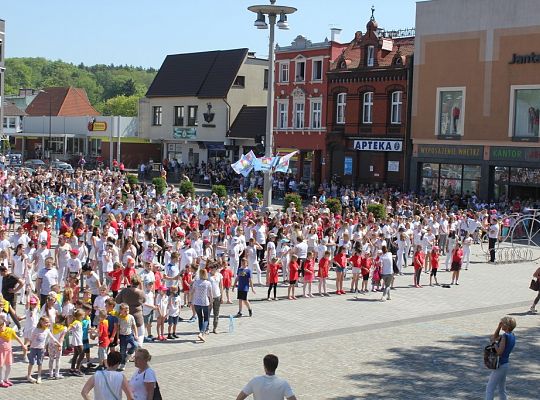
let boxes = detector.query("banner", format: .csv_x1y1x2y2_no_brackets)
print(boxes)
253,156,278,172
275,150,299,173
230,150,256,176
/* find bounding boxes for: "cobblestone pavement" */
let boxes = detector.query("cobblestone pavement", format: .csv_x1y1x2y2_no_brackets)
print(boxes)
5,246,540,399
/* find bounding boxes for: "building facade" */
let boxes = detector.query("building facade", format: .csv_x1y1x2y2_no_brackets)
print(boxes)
326,12,414,189
411,0,540,201
140,49,268,166
273,31,346,187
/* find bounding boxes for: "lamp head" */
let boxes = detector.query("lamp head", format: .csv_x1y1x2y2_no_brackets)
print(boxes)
277,12,289,30
254,12,268,29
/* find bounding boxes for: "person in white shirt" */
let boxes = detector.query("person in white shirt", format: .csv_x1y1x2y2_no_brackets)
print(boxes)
208,264,223,334
236,354,297,400
488,218,500,263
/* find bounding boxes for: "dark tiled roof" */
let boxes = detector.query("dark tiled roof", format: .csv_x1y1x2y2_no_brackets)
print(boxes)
227,105,266,139
146,48,248,98
25,87,100,116
3,101,26,116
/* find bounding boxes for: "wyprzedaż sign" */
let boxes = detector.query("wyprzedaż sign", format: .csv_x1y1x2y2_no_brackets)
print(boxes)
353,139,403,152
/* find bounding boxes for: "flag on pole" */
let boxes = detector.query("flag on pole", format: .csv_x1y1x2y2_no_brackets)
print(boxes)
253,156,277,172
275,150,298,173
239,150,256,176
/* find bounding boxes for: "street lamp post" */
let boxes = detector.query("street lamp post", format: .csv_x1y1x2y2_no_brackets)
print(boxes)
248,0,296,209
39,89,52,159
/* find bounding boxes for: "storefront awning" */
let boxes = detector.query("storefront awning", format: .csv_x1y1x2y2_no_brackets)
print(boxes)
204,141,225,151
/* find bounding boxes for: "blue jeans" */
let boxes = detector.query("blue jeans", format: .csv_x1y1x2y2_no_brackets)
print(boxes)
119,334,138,364
485,362,509,400
194,305,209,334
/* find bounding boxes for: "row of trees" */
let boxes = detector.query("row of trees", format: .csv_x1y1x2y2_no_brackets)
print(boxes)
4,57,157,116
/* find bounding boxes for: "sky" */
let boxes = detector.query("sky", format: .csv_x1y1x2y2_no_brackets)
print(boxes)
1,0,418,68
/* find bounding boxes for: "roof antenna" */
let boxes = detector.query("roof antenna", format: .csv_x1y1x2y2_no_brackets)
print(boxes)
371,5,375,21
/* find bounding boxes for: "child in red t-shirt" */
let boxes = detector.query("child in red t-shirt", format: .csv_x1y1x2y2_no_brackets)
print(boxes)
371,252,382,292
181,268,193,307
266,257,281,301
451,242,464,285
360,252,372,293
302,252,315,298
349,248,362,293
123,257,136,287
317,251,331,296
429,245,440,286
333,246,348,295
108,262,124,297
220,263,234,304
287,255,299,300
95,310,110,368
413,245,426,288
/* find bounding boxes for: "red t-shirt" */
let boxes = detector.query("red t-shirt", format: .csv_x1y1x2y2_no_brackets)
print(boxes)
267,263,281,284
414,251,425,270
318,258,329,278
361,257,372,276
303,259,315,279
154,271,163,291
98,320,110,348
452,249,463,263
333,253,348,268
108,269,124,292
431,253,439,269
123,266,136,285
350,255,362,269
220,268,233,288
182,272,192,292
289,261,299,281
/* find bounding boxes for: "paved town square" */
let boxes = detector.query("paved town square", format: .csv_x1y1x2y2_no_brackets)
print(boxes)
5,245,539,399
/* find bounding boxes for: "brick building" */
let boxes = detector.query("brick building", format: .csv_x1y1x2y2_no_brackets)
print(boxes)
326,10,414,189
273,31,346,187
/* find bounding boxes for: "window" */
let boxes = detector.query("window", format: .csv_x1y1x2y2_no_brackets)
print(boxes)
312,60,323,81
277,101,288,129
363,92,374,124
367,46,375,67
152,106,162,126
391,91,402,124
174,106,184,126
295,60,305,82
8,118,16,129
188,106,198,126
263,69,269,90
311,100,322,129
294,102,305,129
336,93,346,124
233,75,245,88
509,85,540,137
45,138,64,154
421,163,481,198
279,62,289,83
2,117,6,128
89,139,102,156
436,88,465,136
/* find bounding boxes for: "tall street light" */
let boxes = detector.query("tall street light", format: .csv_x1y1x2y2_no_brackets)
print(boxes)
248,0,296,209
39,89,52,159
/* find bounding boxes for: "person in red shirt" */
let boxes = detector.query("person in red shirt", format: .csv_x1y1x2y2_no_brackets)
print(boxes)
429,245,440,286
413,245,425,288
123,257,136,287
450,242,464,285
266,257,281,301
349,248,362,293
220,262,234,304
360,252,372,294
153,263,163,291
287,255,299,300
317,251,331,296
95,309,110,368
302,252,315,298
181,268,193,307
333,246,348,295
108,262,124,297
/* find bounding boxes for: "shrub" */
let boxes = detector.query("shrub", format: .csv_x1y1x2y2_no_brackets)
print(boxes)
152,177,167,195
246,188,263,202
212,184,227,198
179,180,195,197
367,203,387,220
325,198,342,215
283,192,303,213
126,174,139,186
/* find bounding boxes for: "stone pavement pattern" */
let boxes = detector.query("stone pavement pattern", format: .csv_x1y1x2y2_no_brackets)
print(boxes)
5,246,540,399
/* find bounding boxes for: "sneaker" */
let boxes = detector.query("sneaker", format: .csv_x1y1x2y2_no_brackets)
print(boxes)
172,333,179,338
144,337,151,343
0,382,9,388
530,306,537,313
167,334,173,340
87,363,97,368
147,335,154,340
55,374,64,380
27,376,36,384
248,309,253,317
117,364,125,371
36,376,42,384
4,380,13,386
379,298,386,302
235,312,243,318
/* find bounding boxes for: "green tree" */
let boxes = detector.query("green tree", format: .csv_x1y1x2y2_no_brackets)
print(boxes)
101,95,139,116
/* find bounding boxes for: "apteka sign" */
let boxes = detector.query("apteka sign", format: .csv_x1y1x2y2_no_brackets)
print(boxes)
353,139,403,152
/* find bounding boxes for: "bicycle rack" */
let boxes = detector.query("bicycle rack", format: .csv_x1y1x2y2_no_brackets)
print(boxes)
492,246,535,264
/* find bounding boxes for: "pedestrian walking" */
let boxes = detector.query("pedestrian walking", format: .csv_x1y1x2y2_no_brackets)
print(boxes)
485,316,516,400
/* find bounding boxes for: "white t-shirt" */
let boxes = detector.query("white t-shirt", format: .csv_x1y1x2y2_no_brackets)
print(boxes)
37,267,59,295
130,368,157,400
241,375,295,400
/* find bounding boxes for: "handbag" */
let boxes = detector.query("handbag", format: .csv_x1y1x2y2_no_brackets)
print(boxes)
483,343,500,370
144,370,163,400
530,279,540,291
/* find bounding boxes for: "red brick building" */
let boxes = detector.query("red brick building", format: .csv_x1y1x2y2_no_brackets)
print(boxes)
326,11,414,189
273,31,346,187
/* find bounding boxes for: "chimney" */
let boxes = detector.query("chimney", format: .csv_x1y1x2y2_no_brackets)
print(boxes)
330,28,342,43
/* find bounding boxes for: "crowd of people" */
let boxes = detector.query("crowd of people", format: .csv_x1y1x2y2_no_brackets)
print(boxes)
0,162,536,399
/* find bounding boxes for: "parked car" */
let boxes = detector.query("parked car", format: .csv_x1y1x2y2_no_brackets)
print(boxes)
24,159,47,168
50,161,75,173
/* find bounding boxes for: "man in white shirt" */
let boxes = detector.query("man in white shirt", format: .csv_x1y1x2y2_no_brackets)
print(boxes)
488,217,500,263
380,246,394,302
236,354,296,400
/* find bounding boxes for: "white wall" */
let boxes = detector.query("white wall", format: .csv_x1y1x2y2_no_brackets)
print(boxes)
20,116,138,137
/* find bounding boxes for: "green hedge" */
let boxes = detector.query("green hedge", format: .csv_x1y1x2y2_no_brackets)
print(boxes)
152,177,167,195
179,180,195,197
212,184,227,198
283,192,303,213
246,188,263,201
126,174,139,186
325,198,342,215
367,203,387,220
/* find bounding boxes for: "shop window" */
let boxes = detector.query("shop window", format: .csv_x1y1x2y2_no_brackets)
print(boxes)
390,91,402,124
462,180,479,197
509,85,540,137
494,166,509,182
422,178,436,195
336,93,346,124
440,179,461,199
363,92,373,124
436,88,465,136
441,164,462,180
510,167,540,184
422,163,440,178
463,165,481,180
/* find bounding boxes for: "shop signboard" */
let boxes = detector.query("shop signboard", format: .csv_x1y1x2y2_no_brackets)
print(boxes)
353,139,402,152
416,144,483,160
490,146,540,162
172,127,196,139
344,157,353,175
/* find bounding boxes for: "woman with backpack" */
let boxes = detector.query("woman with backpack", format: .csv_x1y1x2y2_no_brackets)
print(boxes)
485,316,516,400
530,266,540,313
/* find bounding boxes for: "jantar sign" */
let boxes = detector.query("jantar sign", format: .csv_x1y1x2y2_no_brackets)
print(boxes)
509,52,540,64
353,139,402,152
